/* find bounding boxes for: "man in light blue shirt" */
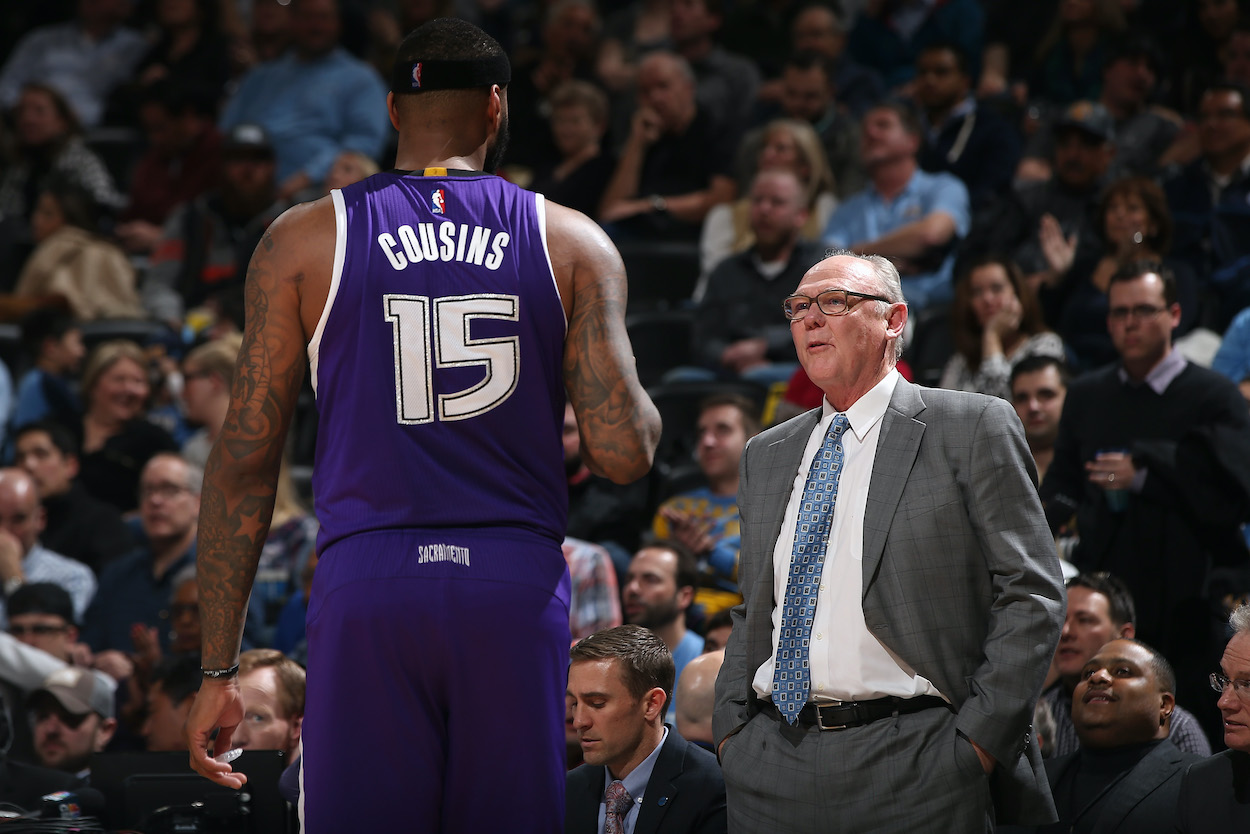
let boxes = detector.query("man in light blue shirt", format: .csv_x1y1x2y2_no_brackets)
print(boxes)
566,625,727,833
219,0,390,200
0,0,146,127
822,100,970,313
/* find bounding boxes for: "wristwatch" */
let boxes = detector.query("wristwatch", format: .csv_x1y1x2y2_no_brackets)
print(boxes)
649,194,668,213
3,576,23,597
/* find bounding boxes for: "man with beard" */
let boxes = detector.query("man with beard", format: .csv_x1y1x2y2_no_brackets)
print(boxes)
28,667,116,779
622,541,703,719
184,17,660,834
141,123,288,331
691,169,825,384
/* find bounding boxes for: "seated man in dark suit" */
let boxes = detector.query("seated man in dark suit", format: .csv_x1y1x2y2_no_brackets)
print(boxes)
566,624,726,834
1013,638,1200,833
1176,602,1250,831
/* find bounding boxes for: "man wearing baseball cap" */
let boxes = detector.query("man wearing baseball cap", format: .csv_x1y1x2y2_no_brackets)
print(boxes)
27,667,116,779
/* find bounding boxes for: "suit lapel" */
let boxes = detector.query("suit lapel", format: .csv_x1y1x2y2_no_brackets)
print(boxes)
633,733,684,834
571,765,606,832
862,380,926,596
757,409,823,602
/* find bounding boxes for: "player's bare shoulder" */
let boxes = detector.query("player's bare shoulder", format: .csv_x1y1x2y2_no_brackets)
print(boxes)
255,195,337,339
541,199,625,314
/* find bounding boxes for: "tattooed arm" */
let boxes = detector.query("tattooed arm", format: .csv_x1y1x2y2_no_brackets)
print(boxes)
185,199,332,786
547,202,661,484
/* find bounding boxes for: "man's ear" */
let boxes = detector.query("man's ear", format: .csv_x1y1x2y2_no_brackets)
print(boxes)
643,687,667,722
97,717,118,750
1159,691,1176,725
387,91,404,131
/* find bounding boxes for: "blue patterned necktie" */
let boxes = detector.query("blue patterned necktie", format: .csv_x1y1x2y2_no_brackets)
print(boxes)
773,413,850,724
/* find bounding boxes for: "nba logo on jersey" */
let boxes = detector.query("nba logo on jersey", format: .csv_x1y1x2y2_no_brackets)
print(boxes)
412,62,423,88
431,189,447,214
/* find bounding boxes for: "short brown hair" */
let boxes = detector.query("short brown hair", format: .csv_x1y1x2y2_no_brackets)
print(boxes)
1097,176,1172,255
548,79,609,127
698,393,761,438
238,649,307,720
570,625,675,703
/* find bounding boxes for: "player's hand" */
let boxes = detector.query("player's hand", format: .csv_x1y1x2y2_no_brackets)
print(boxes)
186,677,249,789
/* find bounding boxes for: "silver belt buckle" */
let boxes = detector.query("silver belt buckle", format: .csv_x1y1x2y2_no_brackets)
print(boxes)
815,700,849,731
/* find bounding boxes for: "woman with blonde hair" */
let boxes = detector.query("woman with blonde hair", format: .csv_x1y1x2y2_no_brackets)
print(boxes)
699,119,836,279
78,340,179,512
180,333,244,468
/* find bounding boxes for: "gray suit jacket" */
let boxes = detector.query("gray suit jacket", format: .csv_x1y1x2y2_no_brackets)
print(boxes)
712,379,1066,825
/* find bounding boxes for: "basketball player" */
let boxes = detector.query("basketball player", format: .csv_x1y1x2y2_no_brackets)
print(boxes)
184,18,660,833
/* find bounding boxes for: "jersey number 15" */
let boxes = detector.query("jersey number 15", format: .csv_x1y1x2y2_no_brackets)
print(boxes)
384,293,520,424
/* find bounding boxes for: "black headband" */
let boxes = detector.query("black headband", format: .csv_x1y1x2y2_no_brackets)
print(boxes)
391,56,511,93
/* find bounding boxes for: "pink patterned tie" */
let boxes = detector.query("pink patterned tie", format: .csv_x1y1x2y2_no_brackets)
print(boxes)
604,779,632,834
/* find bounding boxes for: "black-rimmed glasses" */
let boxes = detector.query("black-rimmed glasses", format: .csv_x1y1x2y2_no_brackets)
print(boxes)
782,289,892,322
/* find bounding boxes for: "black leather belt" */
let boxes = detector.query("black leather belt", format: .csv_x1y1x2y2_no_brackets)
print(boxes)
760,694,948,730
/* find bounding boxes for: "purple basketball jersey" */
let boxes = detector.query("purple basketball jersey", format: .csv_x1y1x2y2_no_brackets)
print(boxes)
310,172,568,553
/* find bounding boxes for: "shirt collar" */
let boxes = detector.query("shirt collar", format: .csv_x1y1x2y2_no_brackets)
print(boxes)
821,369,900,442
606,725,668,808
928,95,976,134
1117,348,1186,393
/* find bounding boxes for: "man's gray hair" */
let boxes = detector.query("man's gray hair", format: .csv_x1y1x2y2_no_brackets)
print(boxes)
1231,603,1250,635
640,51,696,86
823,248,907,360
146,452,205,497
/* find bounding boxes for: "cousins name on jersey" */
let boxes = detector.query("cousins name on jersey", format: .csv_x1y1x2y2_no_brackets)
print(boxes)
377,222,511,271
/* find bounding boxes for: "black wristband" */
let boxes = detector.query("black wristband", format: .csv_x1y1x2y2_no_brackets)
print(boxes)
202,664,240,679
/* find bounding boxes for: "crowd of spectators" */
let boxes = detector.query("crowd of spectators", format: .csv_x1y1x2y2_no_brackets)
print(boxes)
5,0,1250,827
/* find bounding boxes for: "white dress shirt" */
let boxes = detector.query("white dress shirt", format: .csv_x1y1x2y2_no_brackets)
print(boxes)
753,370,945,703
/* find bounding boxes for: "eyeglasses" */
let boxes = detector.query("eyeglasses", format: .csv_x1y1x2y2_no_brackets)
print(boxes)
139,482,192,501
1107,304,1168,323
163,603,199,619
8,623,68,637
782,289,892,321
1210,672,1250,699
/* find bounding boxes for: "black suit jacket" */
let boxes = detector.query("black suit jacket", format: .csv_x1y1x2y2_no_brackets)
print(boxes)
1021,739,1199,834
565,730,726,834
1176,748,1250,832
